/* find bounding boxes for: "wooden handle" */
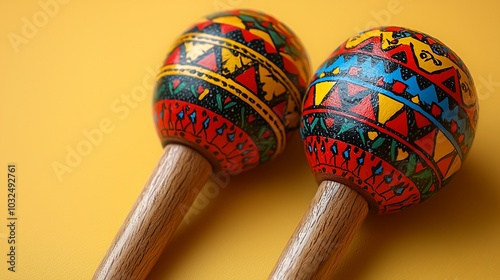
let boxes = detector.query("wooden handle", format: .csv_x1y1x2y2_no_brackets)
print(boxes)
93,144,212,280
270,180,369,280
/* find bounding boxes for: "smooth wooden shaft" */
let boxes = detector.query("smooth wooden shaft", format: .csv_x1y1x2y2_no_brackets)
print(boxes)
270,181,369,280
93,144,212,280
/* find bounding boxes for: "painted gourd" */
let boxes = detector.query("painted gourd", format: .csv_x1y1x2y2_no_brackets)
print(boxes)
153,9,311,175
301,26,479,214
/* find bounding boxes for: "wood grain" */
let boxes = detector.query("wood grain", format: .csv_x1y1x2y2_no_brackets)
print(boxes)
93,144,212,280
269,180,369,280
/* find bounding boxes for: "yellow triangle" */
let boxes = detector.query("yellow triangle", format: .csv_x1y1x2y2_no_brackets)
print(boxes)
185,42,214,62
212,16,246,29
433,131,455,161
250,29,275,48
411,95,420,104
378,94,404,124
444,156,462,179
314,81,336,105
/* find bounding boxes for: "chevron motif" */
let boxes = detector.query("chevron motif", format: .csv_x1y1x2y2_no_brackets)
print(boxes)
302,26,479,214
154,9,310,174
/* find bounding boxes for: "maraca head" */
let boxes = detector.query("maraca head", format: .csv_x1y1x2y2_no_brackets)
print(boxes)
301,26,479,214
153,9,310,175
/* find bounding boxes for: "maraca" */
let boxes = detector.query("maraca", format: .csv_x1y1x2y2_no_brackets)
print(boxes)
93,9,310,279
270,26,479,279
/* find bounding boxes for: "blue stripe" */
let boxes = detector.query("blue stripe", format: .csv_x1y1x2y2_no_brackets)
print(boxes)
309,76,463,159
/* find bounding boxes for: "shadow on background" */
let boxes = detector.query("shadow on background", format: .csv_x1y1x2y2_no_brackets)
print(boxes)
148,134,315,278
148,134,498,279
332,149,499,279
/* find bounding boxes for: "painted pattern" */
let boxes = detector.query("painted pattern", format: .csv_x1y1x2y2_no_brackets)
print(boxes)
301,26,478,214
154,9,310,174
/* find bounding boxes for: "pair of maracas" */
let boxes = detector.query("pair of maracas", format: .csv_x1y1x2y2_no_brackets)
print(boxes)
93,9,479,280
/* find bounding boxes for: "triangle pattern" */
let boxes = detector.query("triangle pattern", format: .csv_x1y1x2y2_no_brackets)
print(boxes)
347,83,367,96
416,75,432,90
323,85,342,108
315,81,336,105
264,39,278,54
350,95,375,121
442,75,457,93
385,110,409,137
165,46,181,65
414,110,432,128
391,51,408,63
185,42,214,63
234,66,257,93
436,154,454,177
433,131,455,161
196,21,213,31
196,51,218,71
414,128,437,156
377,94,404,124
241,30,262,43
220,23,240,34
444,155,462,179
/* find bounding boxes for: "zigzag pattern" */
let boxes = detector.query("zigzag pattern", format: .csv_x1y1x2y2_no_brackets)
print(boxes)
313,52,474,158
154,10,310,174
301,26,478,214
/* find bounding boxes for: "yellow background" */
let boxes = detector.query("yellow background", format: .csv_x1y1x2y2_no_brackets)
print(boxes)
1,0,499,279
